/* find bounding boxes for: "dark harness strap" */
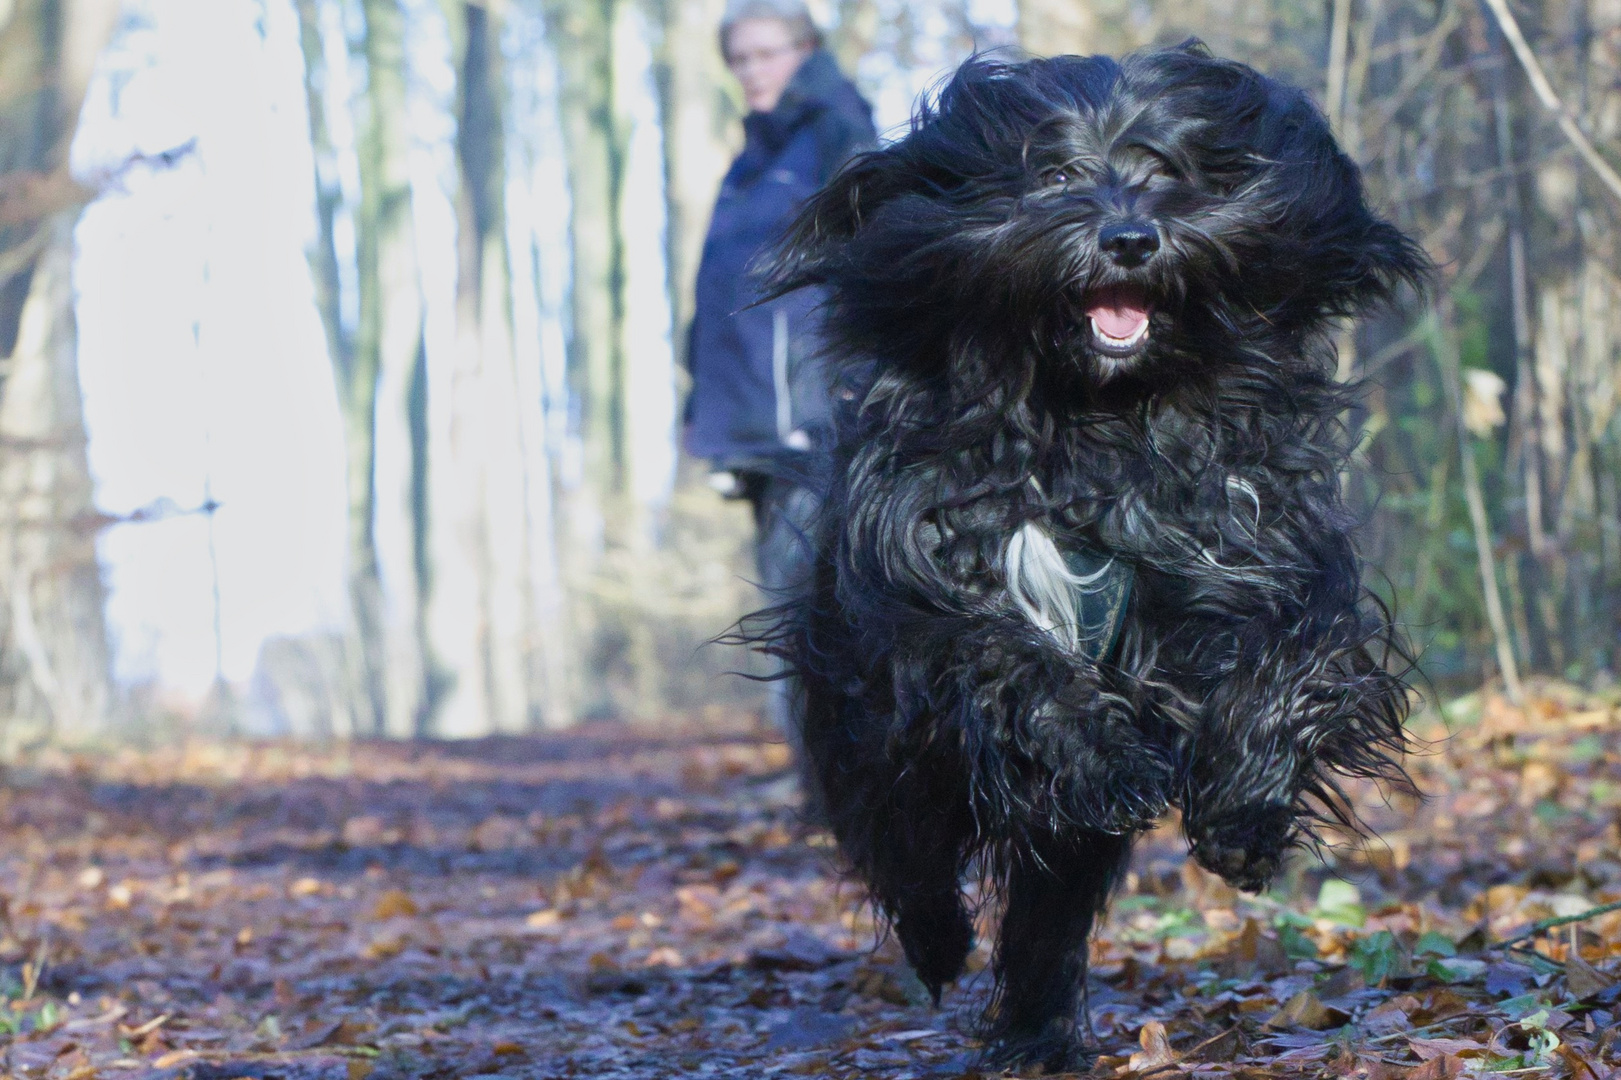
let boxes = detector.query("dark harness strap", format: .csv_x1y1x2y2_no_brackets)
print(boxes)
1061,545,1134,664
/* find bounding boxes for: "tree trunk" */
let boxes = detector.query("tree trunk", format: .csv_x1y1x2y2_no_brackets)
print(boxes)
538,0,639,719
0,0,120,743
648,0,733,358
433,0,572,735
298,0,432,739
0,213,111,740
291,0,364,738
542,0,629,510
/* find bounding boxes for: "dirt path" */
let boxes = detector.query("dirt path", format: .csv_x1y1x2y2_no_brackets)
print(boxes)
1,687,1619,1079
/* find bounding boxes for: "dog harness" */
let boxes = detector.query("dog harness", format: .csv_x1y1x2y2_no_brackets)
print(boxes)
1062,544,1134,664
1004,516,1134,663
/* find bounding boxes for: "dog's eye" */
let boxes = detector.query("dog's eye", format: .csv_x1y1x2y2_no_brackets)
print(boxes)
1048,170,1070,187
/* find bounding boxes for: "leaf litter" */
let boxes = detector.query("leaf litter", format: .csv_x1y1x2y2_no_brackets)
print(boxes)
0,679,1619,1078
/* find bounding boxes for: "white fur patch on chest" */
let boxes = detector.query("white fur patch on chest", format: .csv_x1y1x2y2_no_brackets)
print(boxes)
1004,520,1116,654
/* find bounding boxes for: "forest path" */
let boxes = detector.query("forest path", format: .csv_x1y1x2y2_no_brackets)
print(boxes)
1,688,1620,1079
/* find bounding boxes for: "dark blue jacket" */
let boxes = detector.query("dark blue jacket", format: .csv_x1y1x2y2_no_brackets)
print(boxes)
685,50,876,472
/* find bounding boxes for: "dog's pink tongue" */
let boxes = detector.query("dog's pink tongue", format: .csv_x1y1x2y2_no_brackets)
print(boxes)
1087,290,1151,339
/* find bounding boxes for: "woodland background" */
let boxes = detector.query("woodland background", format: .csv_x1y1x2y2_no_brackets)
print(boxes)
1,0,1620,745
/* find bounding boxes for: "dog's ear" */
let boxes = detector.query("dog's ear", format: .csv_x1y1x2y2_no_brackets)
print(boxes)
1245,85,1433,316
762,149,922,297
763,153,877,289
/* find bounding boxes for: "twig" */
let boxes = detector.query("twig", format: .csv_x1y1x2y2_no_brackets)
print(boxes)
20,937,46,1000
1479,0,1621,206
1325,0,1352,135
1429,301,1525,704
1503,943,1567,973
1366,1018,1471,1045
1497,899,1621,948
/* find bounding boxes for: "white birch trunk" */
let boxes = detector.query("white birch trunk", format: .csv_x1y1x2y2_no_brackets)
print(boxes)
0,0,121,743
355,0,430,737
0,213,111,740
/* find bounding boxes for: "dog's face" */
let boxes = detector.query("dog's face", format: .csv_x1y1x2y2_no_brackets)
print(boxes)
773,43,1427,390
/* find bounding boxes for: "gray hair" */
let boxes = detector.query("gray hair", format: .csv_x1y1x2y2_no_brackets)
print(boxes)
719,0,823,59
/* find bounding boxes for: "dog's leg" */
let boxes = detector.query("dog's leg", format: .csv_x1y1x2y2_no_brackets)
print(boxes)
1028,681,1176,836
799,673,977,1004
983,829,1133,1072
1182,615,1406,892
877,808,976,1006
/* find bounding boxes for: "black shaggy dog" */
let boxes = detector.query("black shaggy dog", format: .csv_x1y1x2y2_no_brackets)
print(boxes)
757,43,1428,1072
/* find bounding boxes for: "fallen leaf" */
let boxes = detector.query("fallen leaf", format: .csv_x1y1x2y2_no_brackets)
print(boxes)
1265,989,1348,1030
287,1019,342,1050
363,934,407,959
150,1050,197,1069
1407,1036,1487,1060
1128,1020,1178,1072
329,1019,377,1046
1409,1053,1467,1080
1565,953,1616,1000
1485,961,1536,997
763,1007,854,1051
118,1013,169,1038
1216,918,1289,978
371,888,418,919
747,929,837,972
1362,994,1417,1035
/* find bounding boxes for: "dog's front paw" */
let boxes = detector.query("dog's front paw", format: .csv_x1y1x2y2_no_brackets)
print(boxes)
1052,719,1174,835
1186,802,1296,892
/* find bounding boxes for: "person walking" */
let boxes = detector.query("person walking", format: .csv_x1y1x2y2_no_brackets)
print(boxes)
685,1,875,733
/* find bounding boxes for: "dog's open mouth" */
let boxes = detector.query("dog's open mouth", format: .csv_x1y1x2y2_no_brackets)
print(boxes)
1086,285,1153,357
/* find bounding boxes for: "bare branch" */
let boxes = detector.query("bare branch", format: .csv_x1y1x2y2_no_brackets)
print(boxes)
1480,0,1621,205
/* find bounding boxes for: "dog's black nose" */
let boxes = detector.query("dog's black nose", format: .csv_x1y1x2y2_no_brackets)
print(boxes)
1098,222,1160,267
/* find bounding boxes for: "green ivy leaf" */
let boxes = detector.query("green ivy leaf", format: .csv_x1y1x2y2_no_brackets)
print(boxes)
1279,923,1320,960
1314,880,1365,927
1349,930,1402,984
1414,930,1458,957
1428,956,1486,983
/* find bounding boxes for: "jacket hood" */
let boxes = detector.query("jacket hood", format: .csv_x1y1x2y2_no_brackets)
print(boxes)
745,49,870,153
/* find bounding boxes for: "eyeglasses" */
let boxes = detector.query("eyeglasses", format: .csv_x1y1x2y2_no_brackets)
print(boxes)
726,43,803,72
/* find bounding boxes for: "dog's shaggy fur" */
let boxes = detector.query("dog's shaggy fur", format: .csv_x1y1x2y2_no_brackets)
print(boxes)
757,43,1428,1071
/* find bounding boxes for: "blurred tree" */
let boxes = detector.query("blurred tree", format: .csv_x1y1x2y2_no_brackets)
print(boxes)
648,0,735,366
0,0,119,742
542,0,631,512
292,0,431,737
432,0,572,734
539,0,675,722
1016,0,1097,55
291,0,362,738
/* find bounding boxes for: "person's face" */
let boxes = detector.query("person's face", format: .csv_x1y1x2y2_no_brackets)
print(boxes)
725,18,811,114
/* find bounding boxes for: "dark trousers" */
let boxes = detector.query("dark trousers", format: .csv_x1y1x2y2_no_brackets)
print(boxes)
742,474,819,741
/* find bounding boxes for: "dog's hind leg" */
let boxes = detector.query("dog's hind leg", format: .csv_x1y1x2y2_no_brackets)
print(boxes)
873,796,976,1006
799,678,977,1005
984,829,1133,1073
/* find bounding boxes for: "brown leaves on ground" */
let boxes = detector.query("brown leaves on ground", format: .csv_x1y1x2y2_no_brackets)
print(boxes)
0,679,1618,1079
